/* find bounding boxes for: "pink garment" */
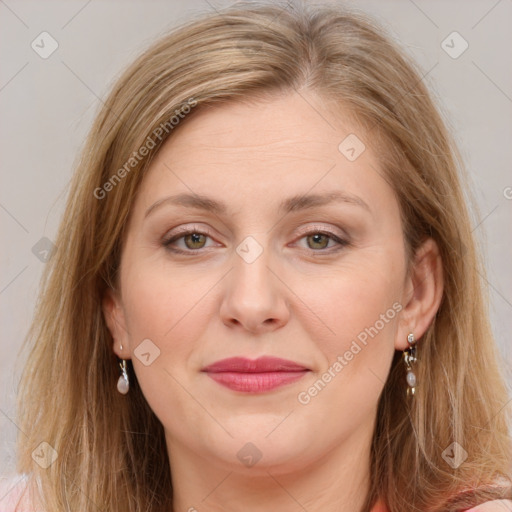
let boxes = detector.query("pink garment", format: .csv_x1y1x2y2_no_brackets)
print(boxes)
0,474,37,511
370,499,388,512
370,497,512,512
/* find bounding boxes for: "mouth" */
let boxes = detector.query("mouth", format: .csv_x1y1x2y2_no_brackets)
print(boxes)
201,356,311,393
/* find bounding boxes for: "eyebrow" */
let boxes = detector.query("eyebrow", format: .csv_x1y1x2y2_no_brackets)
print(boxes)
144,191,371,219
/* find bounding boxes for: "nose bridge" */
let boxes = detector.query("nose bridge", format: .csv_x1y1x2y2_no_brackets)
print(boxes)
220,234,289,332
232,234,276,304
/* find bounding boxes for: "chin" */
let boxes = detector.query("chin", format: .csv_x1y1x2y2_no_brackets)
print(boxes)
200,424,317,475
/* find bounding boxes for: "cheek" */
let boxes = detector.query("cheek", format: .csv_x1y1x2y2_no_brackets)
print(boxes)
295,251,403,356
290,248,404,428
292,260,401,441
119,264,215,430
118,263,213,402
121,256,212,341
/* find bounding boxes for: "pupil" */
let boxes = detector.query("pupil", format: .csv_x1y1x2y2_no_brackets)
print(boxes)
310,234,327,249
187,233,204,248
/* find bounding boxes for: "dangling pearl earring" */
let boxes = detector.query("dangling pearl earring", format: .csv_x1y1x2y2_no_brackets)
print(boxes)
403,332,417,397
117,359,129,395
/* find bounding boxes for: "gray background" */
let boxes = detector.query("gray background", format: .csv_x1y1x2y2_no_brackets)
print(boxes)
1,0,511,477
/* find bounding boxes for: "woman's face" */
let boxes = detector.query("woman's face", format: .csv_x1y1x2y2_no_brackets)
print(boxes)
105,92,414,475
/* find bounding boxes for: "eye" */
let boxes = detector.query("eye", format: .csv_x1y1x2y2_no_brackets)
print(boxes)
162,225,350,255
295,229,349,252
162,228,218,253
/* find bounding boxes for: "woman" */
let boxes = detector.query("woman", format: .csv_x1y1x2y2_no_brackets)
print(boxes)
3,1,511,511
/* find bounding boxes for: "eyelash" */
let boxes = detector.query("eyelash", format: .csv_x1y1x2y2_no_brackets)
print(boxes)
162,225,350,255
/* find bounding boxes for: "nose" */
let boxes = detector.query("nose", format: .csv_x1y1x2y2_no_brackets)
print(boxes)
219,243,290,334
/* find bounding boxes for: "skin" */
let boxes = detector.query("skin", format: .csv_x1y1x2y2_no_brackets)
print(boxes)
103,91,443,512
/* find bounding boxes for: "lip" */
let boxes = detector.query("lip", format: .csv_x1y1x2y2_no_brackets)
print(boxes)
201,356,310,393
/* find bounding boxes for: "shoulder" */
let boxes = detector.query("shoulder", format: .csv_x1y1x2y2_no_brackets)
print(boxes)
466,499,512,511
0,473,44,512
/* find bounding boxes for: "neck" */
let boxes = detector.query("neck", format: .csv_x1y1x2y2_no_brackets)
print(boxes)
167,421,373,512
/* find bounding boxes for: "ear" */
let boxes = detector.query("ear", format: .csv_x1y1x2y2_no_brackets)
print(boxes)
102,288,130,359
395,237,444,350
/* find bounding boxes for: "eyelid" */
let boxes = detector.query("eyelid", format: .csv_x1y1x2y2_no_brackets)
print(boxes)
162,224,219,246
292,223,347,240
164,224,215,238
162,222,350,254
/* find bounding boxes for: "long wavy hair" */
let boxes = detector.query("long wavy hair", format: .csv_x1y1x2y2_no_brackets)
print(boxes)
14,2,512,511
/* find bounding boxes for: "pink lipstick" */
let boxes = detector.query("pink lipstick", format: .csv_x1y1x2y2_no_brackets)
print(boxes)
201,356,310,393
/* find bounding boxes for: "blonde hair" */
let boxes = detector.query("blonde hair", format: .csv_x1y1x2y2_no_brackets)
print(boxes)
15,2,512,511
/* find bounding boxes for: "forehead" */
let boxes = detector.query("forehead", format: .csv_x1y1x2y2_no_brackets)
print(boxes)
135,92,394,217
162,92,361,157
